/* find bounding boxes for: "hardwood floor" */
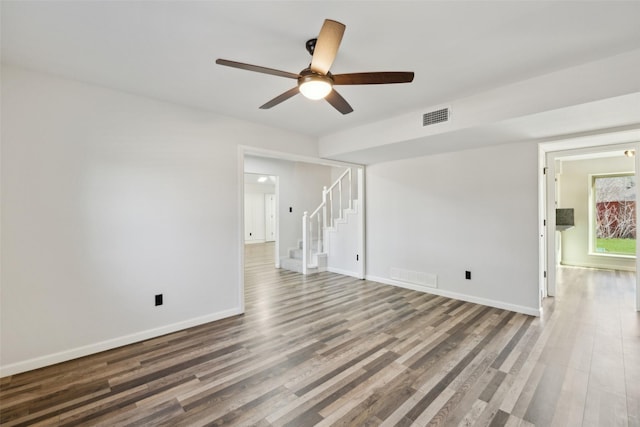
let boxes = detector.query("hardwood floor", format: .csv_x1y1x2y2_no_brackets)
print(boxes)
1,243,638,426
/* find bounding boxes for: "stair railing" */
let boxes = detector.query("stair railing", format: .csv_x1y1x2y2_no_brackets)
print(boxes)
302,168,353,274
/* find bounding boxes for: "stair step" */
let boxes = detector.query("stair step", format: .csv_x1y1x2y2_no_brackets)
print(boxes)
289,248,303,260
280,257,318,275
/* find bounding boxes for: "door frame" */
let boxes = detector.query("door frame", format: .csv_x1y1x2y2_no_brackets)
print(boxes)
539,128,640,311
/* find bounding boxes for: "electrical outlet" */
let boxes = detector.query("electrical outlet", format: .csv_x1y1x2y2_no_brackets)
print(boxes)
465,271,471,280
155,294,163,306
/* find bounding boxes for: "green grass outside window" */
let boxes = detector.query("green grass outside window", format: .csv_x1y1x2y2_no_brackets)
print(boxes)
595,238,636,255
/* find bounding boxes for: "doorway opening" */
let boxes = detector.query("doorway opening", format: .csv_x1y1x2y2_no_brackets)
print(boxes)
244,173,277,244
540,136,640,312
244,172,278,271
239,146,365,311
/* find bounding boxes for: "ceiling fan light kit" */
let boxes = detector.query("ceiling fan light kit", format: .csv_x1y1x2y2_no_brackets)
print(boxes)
216,19,414,114
298,72,333,100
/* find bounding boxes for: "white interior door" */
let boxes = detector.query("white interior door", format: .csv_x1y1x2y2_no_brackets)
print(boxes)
265,194,276,242
245,192,266,242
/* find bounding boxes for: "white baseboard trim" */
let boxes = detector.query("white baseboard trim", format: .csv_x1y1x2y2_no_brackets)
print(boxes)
560,261,636,272
365,275,541,317
327,266,364,279
0,307,243,378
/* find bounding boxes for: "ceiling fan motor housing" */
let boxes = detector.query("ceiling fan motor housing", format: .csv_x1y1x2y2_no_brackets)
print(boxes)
305,38,317,56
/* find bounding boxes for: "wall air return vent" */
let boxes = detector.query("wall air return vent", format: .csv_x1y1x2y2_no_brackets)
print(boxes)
422,108,449,127
390,268,437,289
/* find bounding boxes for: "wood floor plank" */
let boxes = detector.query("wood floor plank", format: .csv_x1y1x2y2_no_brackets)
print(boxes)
1,244,638,426
549,366,589,427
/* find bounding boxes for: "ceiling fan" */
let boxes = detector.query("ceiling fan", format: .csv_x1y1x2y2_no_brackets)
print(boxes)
216,19,414,115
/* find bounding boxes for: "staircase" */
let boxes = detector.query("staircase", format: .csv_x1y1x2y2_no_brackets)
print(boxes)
280,168,361,275
279,239,327,274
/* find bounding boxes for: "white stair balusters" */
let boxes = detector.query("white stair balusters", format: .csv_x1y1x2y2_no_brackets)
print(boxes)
301,168,353,274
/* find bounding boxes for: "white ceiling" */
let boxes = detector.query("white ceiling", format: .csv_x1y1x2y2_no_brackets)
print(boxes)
244,173,276,187
3,0,640,142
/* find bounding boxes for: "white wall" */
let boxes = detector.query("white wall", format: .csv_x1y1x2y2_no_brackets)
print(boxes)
366,141,540,315
0,65,318,375
325,206,362,277
325,167,364,278
558,156,636,271
245,182,276,194
244,156,338,260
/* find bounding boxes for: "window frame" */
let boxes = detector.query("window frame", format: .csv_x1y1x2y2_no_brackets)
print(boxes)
589,171,636,258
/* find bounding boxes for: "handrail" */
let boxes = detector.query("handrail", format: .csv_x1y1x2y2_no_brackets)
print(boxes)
302,168,354,273
310,200,325,218
327,168,350,193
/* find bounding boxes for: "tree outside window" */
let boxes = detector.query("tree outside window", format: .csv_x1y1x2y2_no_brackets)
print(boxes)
593,174,636,256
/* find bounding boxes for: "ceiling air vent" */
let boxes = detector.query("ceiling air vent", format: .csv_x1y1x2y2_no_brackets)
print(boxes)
423,108,449,127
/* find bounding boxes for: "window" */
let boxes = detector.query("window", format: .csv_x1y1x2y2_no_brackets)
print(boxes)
592,173,636,256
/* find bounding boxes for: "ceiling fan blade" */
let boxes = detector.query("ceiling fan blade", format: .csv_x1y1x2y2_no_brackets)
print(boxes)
216,59,300,79
325,89,353,115
333,72,415,85
310,19,346,75
259,87,300,109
